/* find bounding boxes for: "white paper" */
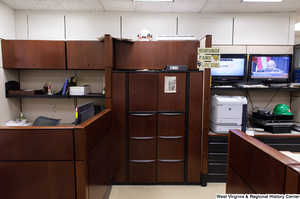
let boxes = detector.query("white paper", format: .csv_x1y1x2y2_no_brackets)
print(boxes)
164,76,176,93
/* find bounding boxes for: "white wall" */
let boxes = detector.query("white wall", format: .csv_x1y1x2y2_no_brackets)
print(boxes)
1,9,298,125
0,2,19,126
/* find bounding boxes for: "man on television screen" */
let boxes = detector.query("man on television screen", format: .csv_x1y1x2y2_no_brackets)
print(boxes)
257,60,283,72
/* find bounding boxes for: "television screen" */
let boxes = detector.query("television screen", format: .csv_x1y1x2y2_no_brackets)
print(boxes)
249,54,292,84
211,54,247,84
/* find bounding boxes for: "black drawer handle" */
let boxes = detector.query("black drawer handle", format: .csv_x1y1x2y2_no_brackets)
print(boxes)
159,113,184,116
130,160,155,163
131,137,155,140
158,159,183,163
130,113,155,116
158,136,183,139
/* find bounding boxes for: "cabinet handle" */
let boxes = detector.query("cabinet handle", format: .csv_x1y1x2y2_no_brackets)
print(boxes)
158,136,183,139
130,160,155,163
130,113,155,116
159,113,184,116
131,137,155,140
158,159,183,163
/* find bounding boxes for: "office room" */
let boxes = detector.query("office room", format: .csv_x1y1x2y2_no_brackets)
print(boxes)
0,0,300,199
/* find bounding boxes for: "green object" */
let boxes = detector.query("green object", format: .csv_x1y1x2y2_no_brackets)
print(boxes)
19,112,25,120
273,104,293,115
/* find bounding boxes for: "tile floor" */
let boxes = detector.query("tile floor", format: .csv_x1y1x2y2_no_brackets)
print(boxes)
109,183,226,199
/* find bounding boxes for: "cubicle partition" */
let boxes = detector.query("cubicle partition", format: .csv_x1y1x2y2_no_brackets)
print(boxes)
0,109,112,199
226,129,300,194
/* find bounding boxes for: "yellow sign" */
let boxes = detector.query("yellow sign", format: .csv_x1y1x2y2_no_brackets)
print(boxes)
197,62,220,68
198,48,220,54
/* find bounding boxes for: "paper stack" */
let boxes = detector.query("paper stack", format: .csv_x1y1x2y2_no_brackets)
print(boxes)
69,85,90,95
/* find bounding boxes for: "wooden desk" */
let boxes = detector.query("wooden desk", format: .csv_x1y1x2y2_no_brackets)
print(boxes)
0,109,112,199
226,129,300,194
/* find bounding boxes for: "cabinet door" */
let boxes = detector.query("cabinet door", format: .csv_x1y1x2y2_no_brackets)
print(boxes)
129,73,157,111
187,72,203,183
2,40,34,69
158,73,186,111
66,41,105,69
112,73,126,183
2,40,65,69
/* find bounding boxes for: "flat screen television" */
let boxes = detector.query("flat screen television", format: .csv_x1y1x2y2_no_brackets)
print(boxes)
75,101,94,125
248,54,292,85
211,54,247,85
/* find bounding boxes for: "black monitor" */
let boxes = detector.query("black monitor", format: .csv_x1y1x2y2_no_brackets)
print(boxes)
75,101,94,125
248,54,292,85
211,54,247,85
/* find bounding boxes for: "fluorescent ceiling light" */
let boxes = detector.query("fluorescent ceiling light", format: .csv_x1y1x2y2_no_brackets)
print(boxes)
133,0,173,1
242,0,283,2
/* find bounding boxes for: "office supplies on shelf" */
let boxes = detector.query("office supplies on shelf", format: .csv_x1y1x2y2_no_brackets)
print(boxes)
69,85,90,95
62,78,68,95
164,65,188,71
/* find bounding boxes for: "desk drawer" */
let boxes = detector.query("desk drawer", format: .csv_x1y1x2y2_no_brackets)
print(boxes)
157,136,184,159
157,159,184,183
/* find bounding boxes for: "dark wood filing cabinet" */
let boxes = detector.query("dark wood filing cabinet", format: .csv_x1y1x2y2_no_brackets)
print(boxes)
112,71,204,184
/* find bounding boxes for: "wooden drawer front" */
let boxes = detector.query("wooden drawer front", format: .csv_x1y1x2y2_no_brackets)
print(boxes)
157,159,184,182
157,113,185,136
158,73,186,111
129,137,156,160
129,160,156,183
129,73,157,111
157,136,184,159
129,113,157,137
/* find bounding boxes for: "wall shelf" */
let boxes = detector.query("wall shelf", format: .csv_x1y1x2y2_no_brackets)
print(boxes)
6,93,105,99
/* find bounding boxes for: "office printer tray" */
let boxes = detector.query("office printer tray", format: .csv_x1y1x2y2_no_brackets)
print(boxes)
210,121,241,134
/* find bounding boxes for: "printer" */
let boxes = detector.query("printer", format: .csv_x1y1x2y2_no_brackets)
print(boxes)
210,95,247,134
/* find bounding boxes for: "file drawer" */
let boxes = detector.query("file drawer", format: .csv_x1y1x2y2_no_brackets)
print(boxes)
129,137,156,160
157,159,184,182
129,160,156,183
157,113,185,136
129,113,156,137
157,136,185,159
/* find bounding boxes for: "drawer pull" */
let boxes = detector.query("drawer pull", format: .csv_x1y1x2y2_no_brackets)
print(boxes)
158,159,183,163
159,113,184,116
130,113,155,116
131,137,155,140
158,136,183,139
130,160,155,163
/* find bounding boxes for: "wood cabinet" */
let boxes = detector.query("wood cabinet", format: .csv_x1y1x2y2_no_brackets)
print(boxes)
2,40,66,69
66,41,105,69
112,71,201,184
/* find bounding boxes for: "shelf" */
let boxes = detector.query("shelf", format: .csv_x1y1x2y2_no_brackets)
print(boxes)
210,87,300,91
6,93,105,99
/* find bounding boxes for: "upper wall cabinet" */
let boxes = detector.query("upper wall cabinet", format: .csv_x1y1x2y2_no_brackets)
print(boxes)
1,40,66,69
66,41,105,69
114,40,199,70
